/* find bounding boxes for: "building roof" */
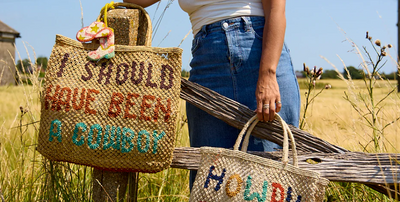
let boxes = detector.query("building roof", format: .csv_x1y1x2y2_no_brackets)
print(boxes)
0,20,20,38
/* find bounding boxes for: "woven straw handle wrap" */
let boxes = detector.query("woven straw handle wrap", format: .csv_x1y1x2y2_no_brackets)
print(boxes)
232,115,257,150
233,114,298,167
96,2,152,46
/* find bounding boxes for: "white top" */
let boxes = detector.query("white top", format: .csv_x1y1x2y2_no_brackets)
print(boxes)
178,0,265,36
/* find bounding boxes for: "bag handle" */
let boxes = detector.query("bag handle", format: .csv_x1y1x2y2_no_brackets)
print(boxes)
233,114,298,167
96,2,152,46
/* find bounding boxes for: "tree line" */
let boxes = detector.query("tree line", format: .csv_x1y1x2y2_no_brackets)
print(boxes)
16,56,48,75
298,66,397,80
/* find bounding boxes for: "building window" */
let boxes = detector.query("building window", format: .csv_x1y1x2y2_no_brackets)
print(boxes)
1,33,15,39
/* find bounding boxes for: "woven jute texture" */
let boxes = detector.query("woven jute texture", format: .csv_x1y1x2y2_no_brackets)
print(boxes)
189,115,329,202
37,33,182,172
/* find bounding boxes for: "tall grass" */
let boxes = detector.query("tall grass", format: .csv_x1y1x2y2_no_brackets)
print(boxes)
0,87,190,201
0,52,191,201
302,32,400,201
298,78,399,202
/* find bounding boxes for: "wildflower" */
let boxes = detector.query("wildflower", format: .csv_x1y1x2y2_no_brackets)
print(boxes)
366,31,369,39
312,80,316,87
316,67,323,77
368,36,372,40
388,44,392,48
325,84,332,89
311,66,317,76
375,39,381,46
303,63,309,74
19,106,23,113
382,52,387,56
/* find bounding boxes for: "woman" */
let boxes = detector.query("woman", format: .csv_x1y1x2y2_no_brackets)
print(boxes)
123,0,300,188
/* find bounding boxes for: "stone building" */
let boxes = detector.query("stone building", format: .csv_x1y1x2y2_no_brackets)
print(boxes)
0,20,20,85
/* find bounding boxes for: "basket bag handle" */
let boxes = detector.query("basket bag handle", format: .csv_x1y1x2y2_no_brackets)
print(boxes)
96,2,152,46
233,114,299,167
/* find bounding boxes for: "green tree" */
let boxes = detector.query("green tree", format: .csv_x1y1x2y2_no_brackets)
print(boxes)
16,59,31,73
36,56,48,71
321,69,340,79
181,69,190,78
380,71,397,80
344,66,363,79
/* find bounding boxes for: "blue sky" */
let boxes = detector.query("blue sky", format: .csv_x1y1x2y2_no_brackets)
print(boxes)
0,0,398,73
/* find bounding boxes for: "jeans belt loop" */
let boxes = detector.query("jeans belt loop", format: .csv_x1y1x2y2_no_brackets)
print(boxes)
200,24,208,38
241,16,251,32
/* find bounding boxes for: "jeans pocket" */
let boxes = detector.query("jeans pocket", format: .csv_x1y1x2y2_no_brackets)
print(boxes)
191,33,203,54
252,25,264,40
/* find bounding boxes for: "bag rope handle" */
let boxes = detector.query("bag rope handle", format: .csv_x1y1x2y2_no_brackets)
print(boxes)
96,2,153,46
97,1,115,28
233,114,298,167
233,115,257,151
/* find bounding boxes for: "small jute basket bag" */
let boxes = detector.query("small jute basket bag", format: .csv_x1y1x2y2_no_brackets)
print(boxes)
37,3,182,173
189,115,329,202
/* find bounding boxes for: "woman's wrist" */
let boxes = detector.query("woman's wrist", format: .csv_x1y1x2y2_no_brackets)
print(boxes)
259,66,277,76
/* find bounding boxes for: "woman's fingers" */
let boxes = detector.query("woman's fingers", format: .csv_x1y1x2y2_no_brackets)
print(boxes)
256,101,264,121
255,78,281,122
262,102,270,122
266,100,275,122
276,100,282,113
258,99,280,122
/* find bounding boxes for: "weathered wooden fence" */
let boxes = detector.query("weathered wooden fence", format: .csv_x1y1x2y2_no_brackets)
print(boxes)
88,4,400,201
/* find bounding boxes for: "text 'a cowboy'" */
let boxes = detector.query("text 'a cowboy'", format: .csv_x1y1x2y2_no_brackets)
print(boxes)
48,119,166,154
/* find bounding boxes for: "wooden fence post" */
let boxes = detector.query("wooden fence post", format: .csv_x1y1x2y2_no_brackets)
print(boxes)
91,7,142,202
92,170,138,202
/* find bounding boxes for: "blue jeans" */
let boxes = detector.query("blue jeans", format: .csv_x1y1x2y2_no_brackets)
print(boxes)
186,16,300,188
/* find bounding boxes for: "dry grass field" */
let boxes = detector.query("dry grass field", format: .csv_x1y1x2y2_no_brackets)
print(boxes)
298,78,400,152
0,77,399,201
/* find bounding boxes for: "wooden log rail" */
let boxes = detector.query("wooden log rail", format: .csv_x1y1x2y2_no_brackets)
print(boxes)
180,79,347,153
179,78,400,199
172,147,400,185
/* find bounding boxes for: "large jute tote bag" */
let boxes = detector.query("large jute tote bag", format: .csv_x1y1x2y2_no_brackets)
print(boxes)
190,115,329,202
37,3,182,173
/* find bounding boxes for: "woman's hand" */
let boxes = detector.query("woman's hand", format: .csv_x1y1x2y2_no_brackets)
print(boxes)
256,72,281,122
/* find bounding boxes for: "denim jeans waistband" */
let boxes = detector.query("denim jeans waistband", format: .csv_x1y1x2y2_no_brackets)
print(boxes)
196,16,265,37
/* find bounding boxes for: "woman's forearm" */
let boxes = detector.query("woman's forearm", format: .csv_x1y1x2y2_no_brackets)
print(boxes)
259,0,286,76
122,0,160,8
